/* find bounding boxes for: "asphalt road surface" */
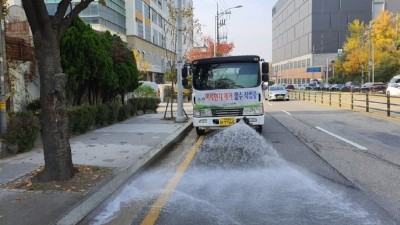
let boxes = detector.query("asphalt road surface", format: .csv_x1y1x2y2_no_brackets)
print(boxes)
80,99,400,225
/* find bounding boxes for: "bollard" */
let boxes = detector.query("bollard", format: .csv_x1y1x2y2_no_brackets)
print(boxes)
366,92,369,112
351,92,354,110
387,95,391,117
339,92,341,107
321,91,324,104
314,91,316,102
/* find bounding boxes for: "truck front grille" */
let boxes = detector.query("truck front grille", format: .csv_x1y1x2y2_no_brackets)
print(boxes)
212,108,243,117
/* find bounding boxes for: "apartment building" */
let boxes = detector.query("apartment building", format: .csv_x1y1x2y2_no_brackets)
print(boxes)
45,0,127,41
9,0,194,83
126,0,193,83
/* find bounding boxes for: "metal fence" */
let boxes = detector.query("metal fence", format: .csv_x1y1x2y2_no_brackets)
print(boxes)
288,90,400,119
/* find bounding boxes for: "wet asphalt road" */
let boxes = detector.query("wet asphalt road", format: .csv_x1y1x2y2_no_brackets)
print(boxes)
80,99,400,225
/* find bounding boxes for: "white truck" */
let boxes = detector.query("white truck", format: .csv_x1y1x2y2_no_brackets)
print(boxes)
191,55,269,135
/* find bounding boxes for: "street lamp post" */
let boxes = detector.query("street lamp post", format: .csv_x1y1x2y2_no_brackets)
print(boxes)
214,4,242,57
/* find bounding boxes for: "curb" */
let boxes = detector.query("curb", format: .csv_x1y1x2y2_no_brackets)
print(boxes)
56,120,193,225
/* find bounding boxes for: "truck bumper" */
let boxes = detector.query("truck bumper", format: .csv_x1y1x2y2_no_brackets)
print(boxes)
193,115,264,130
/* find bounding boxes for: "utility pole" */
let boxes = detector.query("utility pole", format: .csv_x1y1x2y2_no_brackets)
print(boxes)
175,0,185,123
0,4,7,134
214,4,242,57
325,58,329,84
370,21,375,83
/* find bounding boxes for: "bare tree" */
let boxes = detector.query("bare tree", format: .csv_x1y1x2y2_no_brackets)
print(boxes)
163,0,201,83
21,0,104,182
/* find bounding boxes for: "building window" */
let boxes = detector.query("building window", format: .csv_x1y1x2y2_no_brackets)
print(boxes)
144,3,150,19
161,34,166,47
158,14,163,27
153,29,159,45
145,25,151,41
135,0,142,12
136,19,143,38
152,9,158,24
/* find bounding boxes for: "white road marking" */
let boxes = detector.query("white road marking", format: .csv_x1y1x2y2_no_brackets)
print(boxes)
267,103,273,106
281,110,292,116
315,126,367,151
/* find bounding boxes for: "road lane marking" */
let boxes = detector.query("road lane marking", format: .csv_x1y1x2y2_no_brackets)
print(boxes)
281,110,292,116
140,135,205,225
315,126,367,151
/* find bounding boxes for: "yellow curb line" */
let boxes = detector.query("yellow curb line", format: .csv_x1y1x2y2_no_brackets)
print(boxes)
140,135,205,225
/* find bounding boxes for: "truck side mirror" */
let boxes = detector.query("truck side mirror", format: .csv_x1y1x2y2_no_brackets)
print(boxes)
262,74,269,82
261,62,269,82
262,62,269,74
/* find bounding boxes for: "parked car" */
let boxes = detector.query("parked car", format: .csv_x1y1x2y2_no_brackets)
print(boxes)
297,84,307,90
370,83,387,93
322,83,332,91
345,81,361,92
360,82,386,94
329,84,340,91
305,82,322,90
293,84,303,89
285,84,295,90
386,75,400,97
265,85,289,101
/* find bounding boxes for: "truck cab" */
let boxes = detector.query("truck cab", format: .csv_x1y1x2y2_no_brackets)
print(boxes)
191,55,269,135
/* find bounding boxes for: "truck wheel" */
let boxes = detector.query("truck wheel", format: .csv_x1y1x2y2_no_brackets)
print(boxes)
256,125,263,133
196,127,205,136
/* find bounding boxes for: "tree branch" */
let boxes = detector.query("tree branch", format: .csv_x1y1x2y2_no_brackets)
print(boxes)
56,0,95,40
52,0,72,25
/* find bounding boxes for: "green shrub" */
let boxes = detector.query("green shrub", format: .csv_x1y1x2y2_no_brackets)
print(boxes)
67,105,97,134
134,85,158,98
26,99,41,112
143,97,160,112
118,104,131,121
1,111,40,153
127,99,137,116
133,98,145,112
107,102,121,124
96,104,110,126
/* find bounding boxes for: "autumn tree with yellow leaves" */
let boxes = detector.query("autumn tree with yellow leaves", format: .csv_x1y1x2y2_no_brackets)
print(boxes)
337,11,400,82
133,49,151,81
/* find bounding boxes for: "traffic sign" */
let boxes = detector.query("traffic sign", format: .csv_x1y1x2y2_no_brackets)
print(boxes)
306,67,321,73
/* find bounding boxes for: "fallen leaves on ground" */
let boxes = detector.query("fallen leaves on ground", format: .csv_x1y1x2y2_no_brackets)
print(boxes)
0,165,110,193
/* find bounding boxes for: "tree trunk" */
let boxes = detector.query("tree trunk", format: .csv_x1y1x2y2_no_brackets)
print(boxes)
21,0,99,182
33,33,75,182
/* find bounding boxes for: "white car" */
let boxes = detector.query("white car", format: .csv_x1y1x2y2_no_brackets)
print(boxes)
386,75,400,97
265,85,289,101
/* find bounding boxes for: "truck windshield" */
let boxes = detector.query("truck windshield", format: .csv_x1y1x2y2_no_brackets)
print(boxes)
192,62,260,90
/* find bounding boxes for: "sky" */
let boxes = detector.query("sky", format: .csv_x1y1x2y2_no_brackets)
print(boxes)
193,0,278,61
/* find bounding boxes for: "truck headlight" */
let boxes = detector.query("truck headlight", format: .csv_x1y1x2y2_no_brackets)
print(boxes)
243,106,264,115
194,109,212,117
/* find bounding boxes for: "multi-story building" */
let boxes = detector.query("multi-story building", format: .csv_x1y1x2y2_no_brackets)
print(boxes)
45,0,127,41
12,0,194,84
372,0,400,19
271,0,398,85
126,0,193,83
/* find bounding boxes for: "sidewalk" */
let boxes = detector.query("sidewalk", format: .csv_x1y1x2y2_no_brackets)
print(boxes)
0,102,193,225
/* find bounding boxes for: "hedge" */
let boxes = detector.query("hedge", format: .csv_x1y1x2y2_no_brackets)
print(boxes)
1,97,160,155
